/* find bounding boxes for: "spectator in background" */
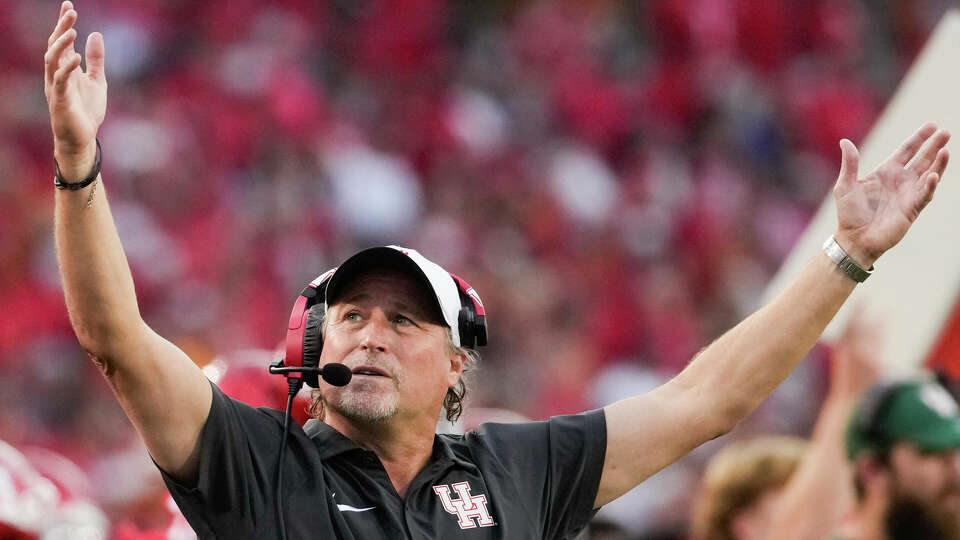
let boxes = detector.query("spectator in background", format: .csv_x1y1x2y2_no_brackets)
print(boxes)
692,309,883,540
839,379,960,540
691,436,807,540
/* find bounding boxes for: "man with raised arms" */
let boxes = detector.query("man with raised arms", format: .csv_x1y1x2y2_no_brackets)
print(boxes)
43,2,951,538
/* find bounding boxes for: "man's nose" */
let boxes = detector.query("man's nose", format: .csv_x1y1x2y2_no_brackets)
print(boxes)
359,310,390,353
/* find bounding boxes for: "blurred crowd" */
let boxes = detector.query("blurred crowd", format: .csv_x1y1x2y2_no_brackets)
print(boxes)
1,0,955,537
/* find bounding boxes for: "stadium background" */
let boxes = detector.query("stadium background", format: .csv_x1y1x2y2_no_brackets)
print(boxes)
1,0,956,537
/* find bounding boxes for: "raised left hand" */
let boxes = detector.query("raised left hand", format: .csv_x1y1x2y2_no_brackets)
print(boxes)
830,305,884,399
833,123,950,267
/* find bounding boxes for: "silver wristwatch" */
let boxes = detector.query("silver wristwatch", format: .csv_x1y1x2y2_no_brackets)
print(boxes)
822,236,873,283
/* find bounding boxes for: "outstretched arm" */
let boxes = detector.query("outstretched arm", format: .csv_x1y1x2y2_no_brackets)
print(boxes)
46,1,211,482
596,124,950,507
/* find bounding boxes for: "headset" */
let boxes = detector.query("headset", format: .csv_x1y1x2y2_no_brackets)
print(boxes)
272,268,338,388
273,268,488,387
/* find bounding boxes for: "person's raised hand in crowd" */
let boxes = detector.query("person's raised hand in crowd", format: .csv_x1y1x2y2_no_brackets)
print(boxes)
830,306,886,400
833,124,949,268
44,0,107,182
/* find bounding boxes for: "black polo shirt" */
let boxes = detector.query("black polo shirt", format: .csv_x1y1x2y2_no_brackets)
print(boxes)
160,383,607,539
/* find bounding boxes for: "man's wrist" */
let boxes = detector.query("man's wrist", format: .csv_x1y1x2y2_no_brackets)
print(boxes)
823,234,875,283
832,231,879,269
54,141,98,183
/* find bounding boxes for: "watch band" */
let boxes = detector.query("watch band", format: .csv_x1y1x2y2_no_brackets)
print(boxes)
822,236,873,283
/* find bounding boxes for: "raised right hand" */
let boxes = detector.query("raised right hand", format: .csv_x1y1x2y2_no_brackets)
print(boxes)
44,1,107,180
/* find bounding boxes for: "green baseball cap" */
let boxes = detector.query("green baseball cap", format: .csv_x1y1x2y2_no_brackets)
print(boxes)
846,380,960,459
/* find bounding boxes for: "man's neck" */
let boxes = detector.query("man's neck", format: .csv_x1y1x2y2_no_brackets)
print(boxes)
326,412,437,498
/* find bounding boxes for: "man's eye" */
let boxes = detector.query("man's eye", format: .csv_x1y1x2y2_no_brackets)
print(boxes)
345,311,361,321
394,315,412,325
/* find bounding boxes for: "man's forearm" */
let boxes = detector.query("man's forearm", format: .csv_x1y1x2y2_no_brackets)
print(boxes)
674,251,856,430
55,151,141,357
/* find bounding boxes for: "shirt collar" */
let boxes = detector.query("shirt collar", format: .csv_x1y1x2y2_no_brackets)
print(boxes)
304,419,474,471
304,419,360,460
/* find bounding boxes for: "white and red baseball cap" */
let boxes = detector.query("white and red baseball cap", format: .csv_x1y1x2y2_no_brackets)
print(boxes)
323,245,485,348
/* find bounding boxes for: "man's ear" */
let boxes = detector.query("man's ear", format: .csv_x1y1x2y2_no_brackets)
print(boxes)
856,455,891,496
855,454,893,518
447,348,465,387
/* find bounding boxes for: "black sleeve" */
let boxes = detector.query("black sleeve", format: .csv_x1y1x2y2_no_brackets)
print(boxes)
157,381,286,537
468,409,607,540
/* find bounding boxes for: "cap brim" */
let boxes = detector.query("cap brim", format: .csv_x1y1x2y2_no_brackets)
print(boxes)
324,247,447,325
909,417,960,452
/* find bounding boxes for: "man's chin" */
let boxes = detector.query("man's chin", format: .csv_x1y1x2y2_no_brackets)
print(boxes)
328,389,399,423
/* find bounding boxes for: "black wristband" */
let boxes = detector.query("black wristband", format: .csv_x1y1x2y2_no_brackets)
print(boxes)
54,139,102,190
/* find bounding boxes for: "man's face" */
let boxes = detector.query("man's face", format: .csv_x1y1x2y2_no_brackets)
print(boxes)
886,443,960,539
318,268,462,424
889,444,960,511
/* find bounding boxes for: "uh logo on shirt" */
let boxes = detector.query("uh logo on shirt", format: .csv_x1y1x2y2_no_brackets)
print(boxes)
432,481,496,529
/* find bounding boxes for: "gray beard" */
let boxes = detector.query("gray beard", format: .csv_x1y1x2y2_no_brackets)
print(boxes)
325,381,400,423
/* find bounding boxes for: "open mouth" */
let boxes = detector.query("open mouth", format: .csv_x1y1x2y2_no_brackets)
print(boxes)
351,366,389,377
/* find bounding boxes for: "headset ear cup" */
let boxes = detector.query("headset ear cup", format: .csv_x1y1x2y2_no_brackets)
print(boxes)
458,307,474,349
474,315,487,347
457,306,487,349
450,274,487,349
302,304,326,387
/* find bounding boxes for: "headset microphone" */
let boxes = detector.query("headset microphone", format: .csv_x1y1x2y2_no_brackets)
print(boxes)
318,363,352,386
269,361,353,387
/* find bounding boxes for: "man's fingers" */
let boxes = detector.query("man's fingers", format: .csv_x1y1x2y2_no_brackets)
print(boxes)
890,122,938,165
916,171,940,212
836,138,860,189
932,148,950,178
50,2,73,36
84,32,106,82
906,129,951,176
47,6,76,48
45,28,78,86
53,52,82,94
